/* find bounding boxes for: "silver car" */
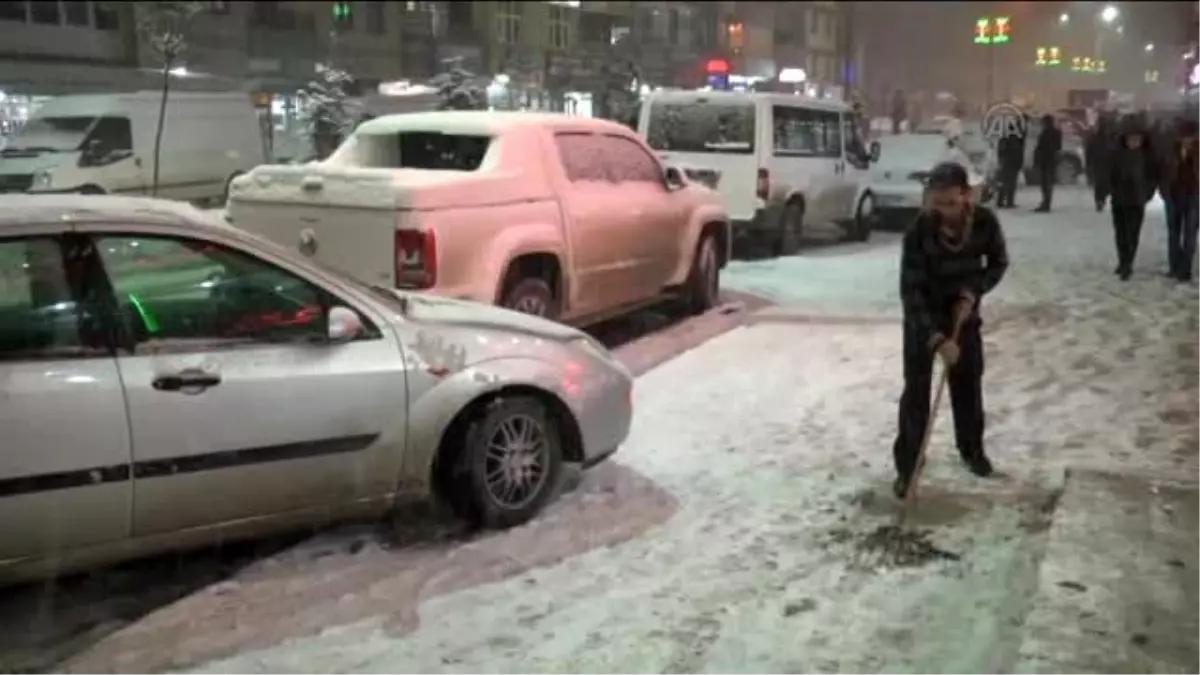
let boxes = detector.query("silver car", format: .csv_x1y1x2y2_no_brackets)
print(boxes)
0,195,632,583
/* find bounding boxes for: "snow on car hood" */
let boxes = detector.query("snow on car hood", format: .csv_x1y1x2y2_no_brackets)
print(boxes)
394,291,586,343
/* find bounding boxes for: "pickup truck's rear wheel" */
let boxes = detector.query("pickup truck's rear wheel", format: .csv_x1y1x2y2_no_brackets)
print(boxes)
685,233,720,315
500,277,557,319
449,396,564,529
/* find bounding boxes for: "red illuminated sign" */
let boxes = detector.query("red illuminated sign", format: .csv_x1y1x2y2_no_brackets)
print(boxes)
705,59,730,74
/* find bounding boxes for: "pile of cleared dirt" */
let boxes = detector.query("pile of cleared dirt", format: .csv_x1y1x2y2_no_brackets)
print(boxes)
851,524,962,569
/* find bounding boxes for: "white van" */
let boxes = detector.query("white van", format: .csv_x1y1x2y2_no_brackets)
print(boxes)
0,91,265,202
639,91,879,255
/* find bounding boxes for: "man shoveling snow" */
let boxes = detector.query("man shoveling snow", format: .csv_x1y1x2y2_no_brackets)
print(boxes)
893,162,1010,499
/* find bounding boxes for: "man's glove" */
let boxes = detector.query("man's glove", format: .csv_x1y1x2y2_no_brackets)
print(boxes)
928,333,961,367
935,336,961,367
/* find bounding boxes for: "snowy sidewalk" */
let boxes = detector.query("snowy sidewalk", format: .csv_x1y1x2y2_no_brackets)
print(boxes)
1015,469,1198,674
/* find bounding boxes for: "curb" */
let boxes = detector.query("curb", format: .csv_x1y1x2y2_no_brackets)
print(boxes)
746,306,902,327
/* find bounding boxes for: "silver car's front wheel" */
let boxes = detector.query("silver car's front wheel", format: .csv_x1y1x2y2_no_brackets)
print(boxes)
450,396,565,529
483,413,551,510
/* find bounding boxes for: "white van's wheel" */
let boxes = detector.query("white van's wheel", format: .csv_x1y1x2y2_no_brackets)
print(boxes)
77,185,106,195
221,172,243,205
849,192,874,242
774,201,804,257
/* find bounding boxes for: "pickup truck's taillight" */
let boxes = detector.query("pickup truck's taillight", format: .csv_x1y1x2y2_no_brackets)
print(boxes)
395,229,437,289
756,168,769,200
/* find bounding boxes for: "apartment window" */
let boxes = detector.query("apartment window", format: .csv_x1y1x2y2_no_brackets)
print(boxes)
30,0,60,24
94,1,118,29
496,1,520,45
578,11,611,44
548,4,569,51
726,19,744,52
666,7,691,48
63,1,91,25
0,1,27,22
366,1,385,34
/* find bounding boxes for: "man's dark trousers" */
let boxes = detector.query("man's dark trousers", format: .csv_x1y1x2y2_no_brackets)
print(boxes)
1112,205,1146,273
1168,195,1200,279
893,317,985,480
998,164,1019,207
1038,167,1055,210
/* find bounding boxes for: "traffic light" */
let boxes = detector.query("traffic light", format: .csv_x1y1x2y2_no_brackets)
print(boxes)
333,1,351,22
993,16,1011,44
974,18,991,44
1071,56,1082,72
1048,46,1061,66
1036,47,1047,66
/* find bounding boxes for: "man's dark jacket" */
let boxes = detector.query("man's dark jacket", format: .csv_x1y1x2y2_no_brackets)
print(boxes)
1033,118,1063,170
997,126,1026,169
1108,120,1160,207
900,206,1010,344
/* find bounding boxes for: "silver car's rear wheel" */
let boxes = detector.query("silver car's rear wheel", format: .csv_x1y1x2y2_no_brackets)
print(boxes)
451,396,564,528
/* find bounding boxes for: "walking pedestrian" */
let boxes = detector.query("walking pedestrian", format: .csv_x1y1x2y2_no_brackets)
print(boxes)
1163,119,1199,282
1033,114,1062,212
893,162,1010,499
1108,116,1160,281
995,117,1026,208
1088,113,1115,212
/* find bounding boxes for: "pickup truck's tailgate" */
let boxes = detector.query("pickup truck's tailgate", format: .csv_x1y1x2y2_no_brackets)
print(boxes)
227,201,399,288
226,165,404,287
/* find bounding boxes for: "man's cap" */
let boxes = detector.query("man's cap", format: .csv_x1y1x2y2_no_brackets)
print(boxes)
927,161,970,190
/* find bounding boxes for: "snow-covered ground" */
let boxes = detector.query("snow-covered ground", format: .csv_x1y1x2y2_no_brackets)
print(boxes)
61,188,1199,673
723,189,1193,320
168,188,1196,672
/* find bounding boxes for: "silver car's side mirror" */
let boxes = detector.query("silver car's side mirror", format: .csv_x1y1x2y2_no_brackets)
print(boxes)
327,306,362,343
869,140,881,163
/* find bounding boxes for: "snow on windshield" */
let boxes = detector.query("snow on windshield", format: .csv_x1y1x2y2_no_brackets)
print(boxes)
4,116,95,152
646,102,755,155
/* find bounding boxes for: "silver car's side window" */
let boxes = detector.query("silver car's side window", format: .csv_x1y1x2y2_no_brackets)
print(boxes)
0,236,107,362
90,234,378,354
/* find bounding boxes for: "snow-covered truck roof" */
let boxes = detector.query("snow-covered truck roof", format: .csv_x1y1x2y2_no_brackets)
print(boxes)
355,111,637,138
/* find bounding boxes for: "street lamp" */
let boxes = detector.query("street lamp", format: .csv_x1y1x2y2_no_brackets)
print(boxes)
1100,5,1119,24
1145,43,1154,53
1059,13,1069,24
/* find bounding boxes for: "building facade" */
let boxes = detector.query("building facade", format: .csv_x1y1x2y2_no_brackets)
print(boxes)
710,1,852,98
1,0,859,123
